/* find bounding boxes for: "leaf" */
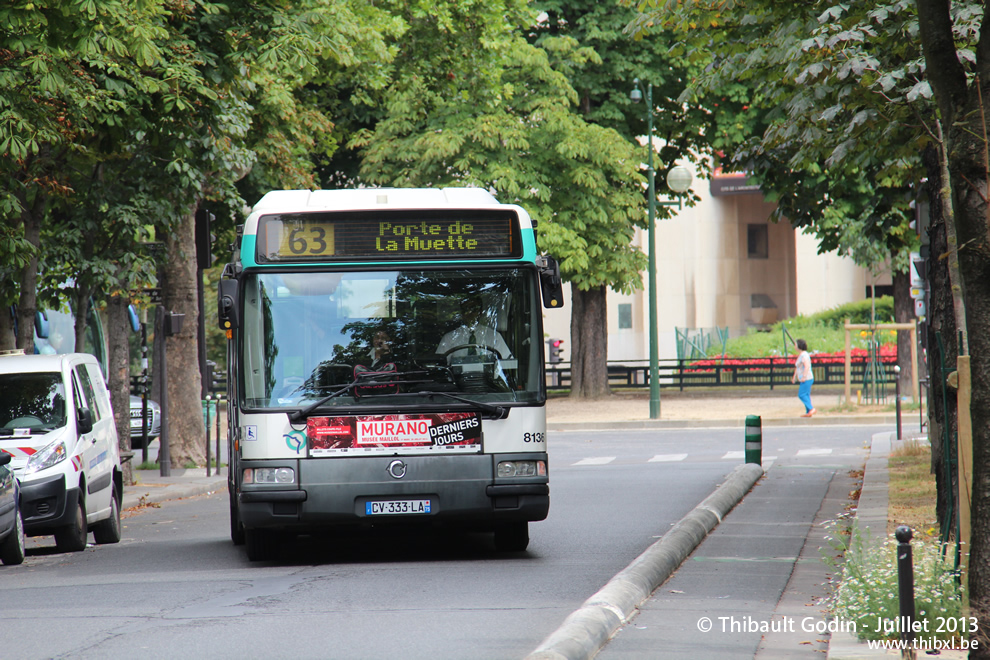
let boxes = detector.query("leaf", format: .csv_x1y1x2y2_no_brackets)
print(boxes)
905,80,931,102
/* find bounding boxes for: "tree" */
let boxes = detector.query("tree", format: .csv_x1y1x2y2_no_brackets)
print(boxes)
628,1,923,302
916,2,990,651
1,0,398,468
528,1,762,398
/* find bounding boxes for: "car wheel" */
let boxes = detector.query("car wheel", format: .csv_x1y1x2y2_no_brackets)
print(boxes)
92,484,122,544
0,508,26,565
493,521,529,552
55,499,88,553
230,496,245,546
244,528,278,561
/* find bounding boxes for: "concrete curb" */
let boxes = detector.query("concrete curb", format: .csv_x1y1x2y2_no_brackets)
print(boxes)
524,462,765,660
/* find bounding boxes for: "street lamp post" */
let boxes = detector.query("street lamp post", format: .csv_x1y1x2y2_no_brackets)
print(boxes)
631,80,692,419
631,79,661,419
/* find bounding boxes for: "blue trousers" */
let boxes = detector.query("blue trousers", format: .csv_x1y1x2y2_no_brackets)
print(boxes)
798,379,814,413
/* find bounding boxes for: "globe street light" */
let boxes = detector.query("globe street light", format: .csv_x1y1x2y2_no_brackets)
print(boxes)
630,80,692,419
630,78,661,419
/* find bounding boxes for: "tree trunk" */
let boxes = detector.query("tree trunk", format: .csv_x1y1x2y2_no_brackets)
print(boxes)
947,112,990,656
15,205,42,352
71,282,93,355
922,143,958,547
892,269,914,395
568,285,609,399
162,209,206,467
107,295,133,485
0,308,14,351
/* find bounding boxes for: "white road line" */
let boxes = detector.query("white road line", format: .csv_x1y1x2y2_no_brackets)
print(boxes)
573,456,616,466
796,448,833,456
649,453,688,462
722,451,745,460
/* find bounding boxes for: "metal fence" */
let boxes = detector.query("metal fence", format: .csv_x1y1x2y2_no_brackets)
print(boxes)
185,357,897,394
547,357,897,391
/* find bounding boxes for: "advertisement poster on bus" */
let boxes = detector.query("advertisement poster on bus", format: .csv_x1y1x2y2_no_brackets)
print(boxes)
307,412,482,456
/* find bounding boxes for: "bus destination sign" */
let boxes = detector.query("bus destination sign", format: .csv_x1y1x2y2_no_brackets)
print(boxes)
257,210,521,262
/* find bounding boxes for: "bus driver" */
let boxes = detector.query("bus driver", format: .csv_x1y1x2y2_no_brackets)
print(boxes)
436,297,511,360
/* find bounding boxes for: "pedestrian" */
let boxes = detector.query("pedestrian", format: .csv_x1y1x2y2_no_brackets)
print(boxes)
792,338,815,417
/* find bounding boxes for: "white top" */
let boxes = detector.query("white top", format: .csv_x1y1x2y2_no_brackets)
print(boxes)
794,351,813,382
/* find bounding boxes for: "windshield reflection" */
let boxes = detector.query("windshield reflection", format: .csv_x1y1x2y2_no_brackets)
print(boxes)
239,268,543,410
0,373,67,432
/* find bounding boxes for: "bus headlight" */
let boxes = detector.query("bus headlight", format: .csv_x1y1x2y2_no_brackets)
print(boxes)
24,439,67,475
497,460,546,478
243,467,295,484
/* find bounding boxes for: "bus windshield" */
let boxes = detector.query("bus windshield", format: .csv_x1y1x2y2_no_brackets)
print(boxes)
239,268,544,410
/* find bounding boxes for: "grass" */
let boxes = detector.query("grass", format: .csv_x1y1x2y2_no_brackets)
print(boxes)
887,440,939,540
825,441,964,642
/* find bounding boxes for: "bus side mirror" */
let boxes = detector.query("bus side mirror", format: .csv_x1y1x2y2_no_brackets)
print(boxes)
128,305,140,333
538,255,564,309
218,279,239,330
35,310,50,339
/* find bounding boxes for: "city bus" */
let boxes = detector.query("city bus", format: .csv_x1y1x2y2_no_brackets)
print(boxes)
217,188,564,561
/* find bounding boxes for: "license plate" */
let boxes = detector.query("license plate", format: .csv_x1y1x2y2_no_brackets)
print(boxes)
365,499,432,516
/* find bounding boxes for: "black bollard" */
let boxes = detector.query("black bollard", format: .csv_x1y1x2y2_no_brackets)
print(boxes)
895,525,916,650
745,415,762,465
894,365,902,441
205,396,212,477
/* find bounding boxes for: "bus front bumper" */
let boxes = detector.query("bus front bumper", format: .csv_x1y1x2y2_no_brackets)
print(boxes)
236,453,549,532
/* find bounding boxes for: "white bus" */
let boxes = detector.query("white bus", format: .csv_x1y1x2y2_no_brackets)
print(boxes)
217,188,564,560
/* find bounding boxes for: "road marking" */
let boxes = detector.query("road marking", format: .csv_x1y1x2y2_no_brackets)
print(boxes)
573,456,616,466
722,451,745,460
796,448,833,456
649,453,688,462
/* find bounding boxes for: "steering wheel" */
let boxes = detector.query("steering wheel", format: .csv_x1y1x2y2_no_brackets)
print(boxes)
4,415,44,428
275,376,305,400
442,344,501,360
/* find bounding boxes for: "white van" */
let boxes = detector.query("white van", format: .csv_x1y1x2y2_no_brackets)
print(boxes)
0,352,122,551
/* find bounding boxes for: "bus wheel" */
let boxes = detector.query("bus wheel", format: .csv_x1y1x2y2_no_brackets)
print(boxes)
230,499,245,546
56,499,88,553
494,522,529,552
245,528,277,561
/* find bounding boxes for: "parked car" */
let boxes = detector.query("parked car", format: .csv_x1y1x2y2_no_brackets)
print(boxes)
129,395,162,449
0,451,25,565
0,352,122,552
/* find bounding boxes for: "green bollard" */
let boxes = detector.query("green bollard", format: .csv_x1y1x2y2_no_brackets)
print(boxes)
745,414,762,465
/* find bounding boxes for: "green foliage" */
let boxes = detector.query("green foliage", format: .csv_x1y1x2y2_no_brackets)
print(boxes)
823,523,964,642
811,297,896,329
344,1,649,294
626,1,930,272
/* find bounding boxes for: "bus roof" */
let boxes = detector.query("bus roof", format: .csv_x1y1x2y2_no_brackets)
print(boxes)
252,188,504,214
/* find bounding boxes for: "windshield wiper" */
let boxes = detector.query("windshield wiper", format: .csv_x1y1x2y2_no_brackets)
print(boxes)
407,390,508,420
287,369,430,423
288,381,360,423
288,376,509,421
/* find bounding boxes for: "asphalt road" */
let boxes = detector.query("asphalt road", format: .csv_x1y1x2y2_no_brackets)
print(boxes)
1,426,874,659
